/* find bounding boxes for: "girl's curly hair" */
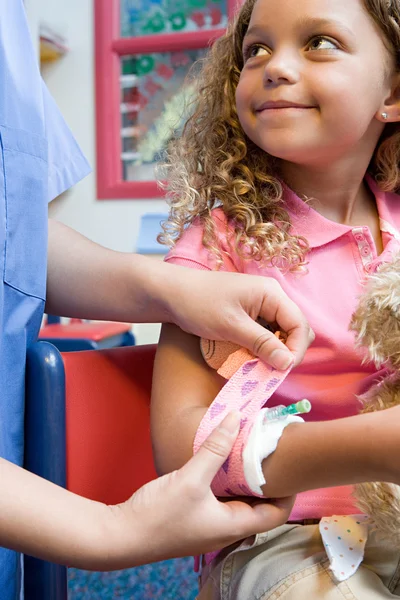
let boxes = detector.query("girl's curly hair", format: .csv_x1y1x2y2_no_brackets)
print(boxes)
158,0,400,271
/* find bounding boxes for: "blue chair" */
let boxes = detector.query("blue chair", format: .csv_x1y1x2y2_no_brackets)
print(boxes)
24,341,157,599
136,213,169,255
24,341,67,599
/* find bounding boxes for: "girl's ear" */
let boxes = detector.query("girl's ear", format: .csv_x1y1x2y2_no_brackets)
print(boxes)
377,73,400,123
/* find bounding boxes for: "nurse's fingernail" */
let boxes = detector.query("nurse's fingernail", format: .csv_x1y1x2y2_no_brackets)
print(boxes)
218,411,241,435
270,349,294,370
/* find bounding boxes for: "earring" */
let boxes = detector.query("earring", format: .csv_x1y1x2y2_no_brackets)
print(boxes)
382,112,388,120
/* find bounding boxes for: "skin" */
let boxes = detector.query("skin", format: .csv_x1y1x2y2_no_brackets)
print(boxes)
0,182,315,564
236,0,400,250
152,325,400,496
152,0,400,504
0,413,294,569
0,212,314,564
2,210,313,563
47,219,313,369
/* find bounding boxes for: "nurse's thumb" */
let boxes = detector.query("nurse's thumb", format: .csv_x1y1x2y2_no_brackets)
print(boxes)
182,412,241,488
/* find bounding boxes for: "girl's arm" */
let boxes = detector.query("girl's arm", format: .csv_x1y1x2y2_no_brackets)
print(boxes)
261,407,399,497
0,414,295,569
152,324,400,493
151,324,221,474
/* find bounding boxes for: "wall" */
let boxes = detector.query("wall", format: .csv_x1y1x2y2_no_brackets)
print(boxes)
26,0,168,253
25,0,167,343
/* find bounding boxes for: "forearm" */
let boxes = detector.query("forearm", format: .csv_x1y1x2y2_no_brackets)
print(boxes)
153,322,400,497
153,326,400,496
0,458,138,570
153,324,385,488
261,408,397,497
158,399,400,498
151,324,224,474
46,219,177,323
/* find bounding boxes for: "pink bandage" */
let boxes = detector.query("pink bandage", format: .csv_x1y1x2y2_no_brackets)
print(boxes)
193,344,292,498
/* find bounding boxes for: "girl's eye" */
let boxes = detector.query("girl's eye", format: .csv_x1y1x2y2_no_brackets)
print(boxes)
308,36,338,51
244,44,270,60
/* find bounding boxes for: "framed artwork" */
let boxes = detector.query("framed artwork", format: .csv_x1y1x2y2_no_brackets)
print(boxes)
95,0,235,198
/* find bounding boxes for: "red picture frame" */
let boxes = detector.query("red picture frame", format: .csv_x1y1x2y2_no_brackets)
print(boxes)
95,0,236,199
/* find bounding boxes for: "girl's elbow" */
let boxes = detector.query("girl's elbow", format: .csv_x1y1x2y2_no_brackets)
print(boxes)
152,441,192,477
152,444,180,476
154,455,170,477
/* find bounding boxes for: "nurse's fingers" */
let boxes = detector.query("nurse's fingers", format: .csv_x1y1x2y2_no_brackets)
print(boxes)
232,278,314,368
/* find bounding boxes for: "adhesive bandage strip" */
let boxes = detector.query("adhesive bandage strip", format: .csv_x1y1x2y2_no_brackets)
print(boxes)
193,356,293,497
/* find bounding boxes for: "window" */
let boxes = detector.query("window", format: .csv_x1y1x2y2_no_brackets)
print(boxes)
95,0,235,199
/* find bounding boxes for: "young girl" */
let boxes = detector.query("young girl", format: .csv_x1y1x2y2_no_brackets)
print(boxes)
151,0,400,597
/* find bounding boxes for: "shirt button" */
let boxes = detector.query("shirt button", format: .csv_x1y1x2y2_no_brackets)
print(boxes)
365,263,372,273
361,246,371,257
355,234,364,242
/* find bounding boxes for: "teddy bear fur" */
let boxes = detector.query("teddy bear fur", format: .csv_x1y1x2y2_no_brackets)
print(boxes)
350,254,400,543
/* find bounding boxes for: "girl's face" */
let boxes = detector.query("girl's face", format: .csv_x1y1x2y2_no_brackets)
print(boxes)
235,0,397,168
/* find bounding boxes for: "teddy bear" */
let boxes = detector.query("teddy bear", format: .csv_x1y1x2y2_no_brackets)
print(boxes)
350,253,400,543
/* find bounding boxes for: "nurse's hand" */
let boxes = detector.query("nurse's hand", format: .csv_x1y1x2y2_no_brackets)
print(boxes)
165,268,314,370
47,222,313,369
105,412,294,568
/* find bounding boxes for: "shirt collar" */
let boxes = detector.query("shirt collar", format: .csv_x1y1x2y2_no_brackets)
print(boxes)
283,174,400,249
369,176,400,243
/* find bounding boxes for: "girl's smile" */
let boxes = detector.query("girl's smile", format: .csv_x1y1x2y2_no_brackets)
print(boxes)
236,0,393,169
255,102,317,120
256,100,316,110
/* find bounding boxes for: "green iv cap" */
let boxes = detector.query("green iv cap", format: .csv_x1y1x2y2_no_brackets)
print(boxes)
295,399,312,414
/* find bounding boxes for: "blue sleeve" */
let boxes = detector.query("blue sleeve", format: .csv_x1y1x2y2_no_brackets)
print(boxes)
41,80,92,202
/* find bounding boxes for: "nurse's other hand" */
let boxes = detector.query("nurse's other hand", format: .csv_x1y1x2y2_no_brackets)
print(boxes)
106,412,294,567
167,268,314,369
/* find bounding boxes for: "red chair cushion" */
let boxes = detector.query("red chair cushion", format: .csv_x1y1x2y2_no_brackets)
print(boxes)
40,321,131,341
63,345,157,505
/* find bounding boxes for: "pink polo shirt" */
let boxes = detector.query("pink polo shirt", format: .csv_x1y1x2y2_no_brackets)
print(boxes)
164,175,400,519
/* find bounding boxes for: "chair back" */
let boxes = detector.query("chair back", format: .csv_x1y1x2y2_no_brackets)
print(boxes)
24,342,158,599
64,344,157,504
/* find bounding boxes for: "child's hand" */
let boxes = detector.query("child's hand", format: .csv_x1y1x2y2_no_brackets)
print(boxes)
167,268,314,370
103,412,294,568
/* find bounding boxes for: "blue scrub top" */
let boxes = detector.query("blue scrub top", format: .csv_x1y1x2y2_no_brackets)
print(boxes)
0,2,91,598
